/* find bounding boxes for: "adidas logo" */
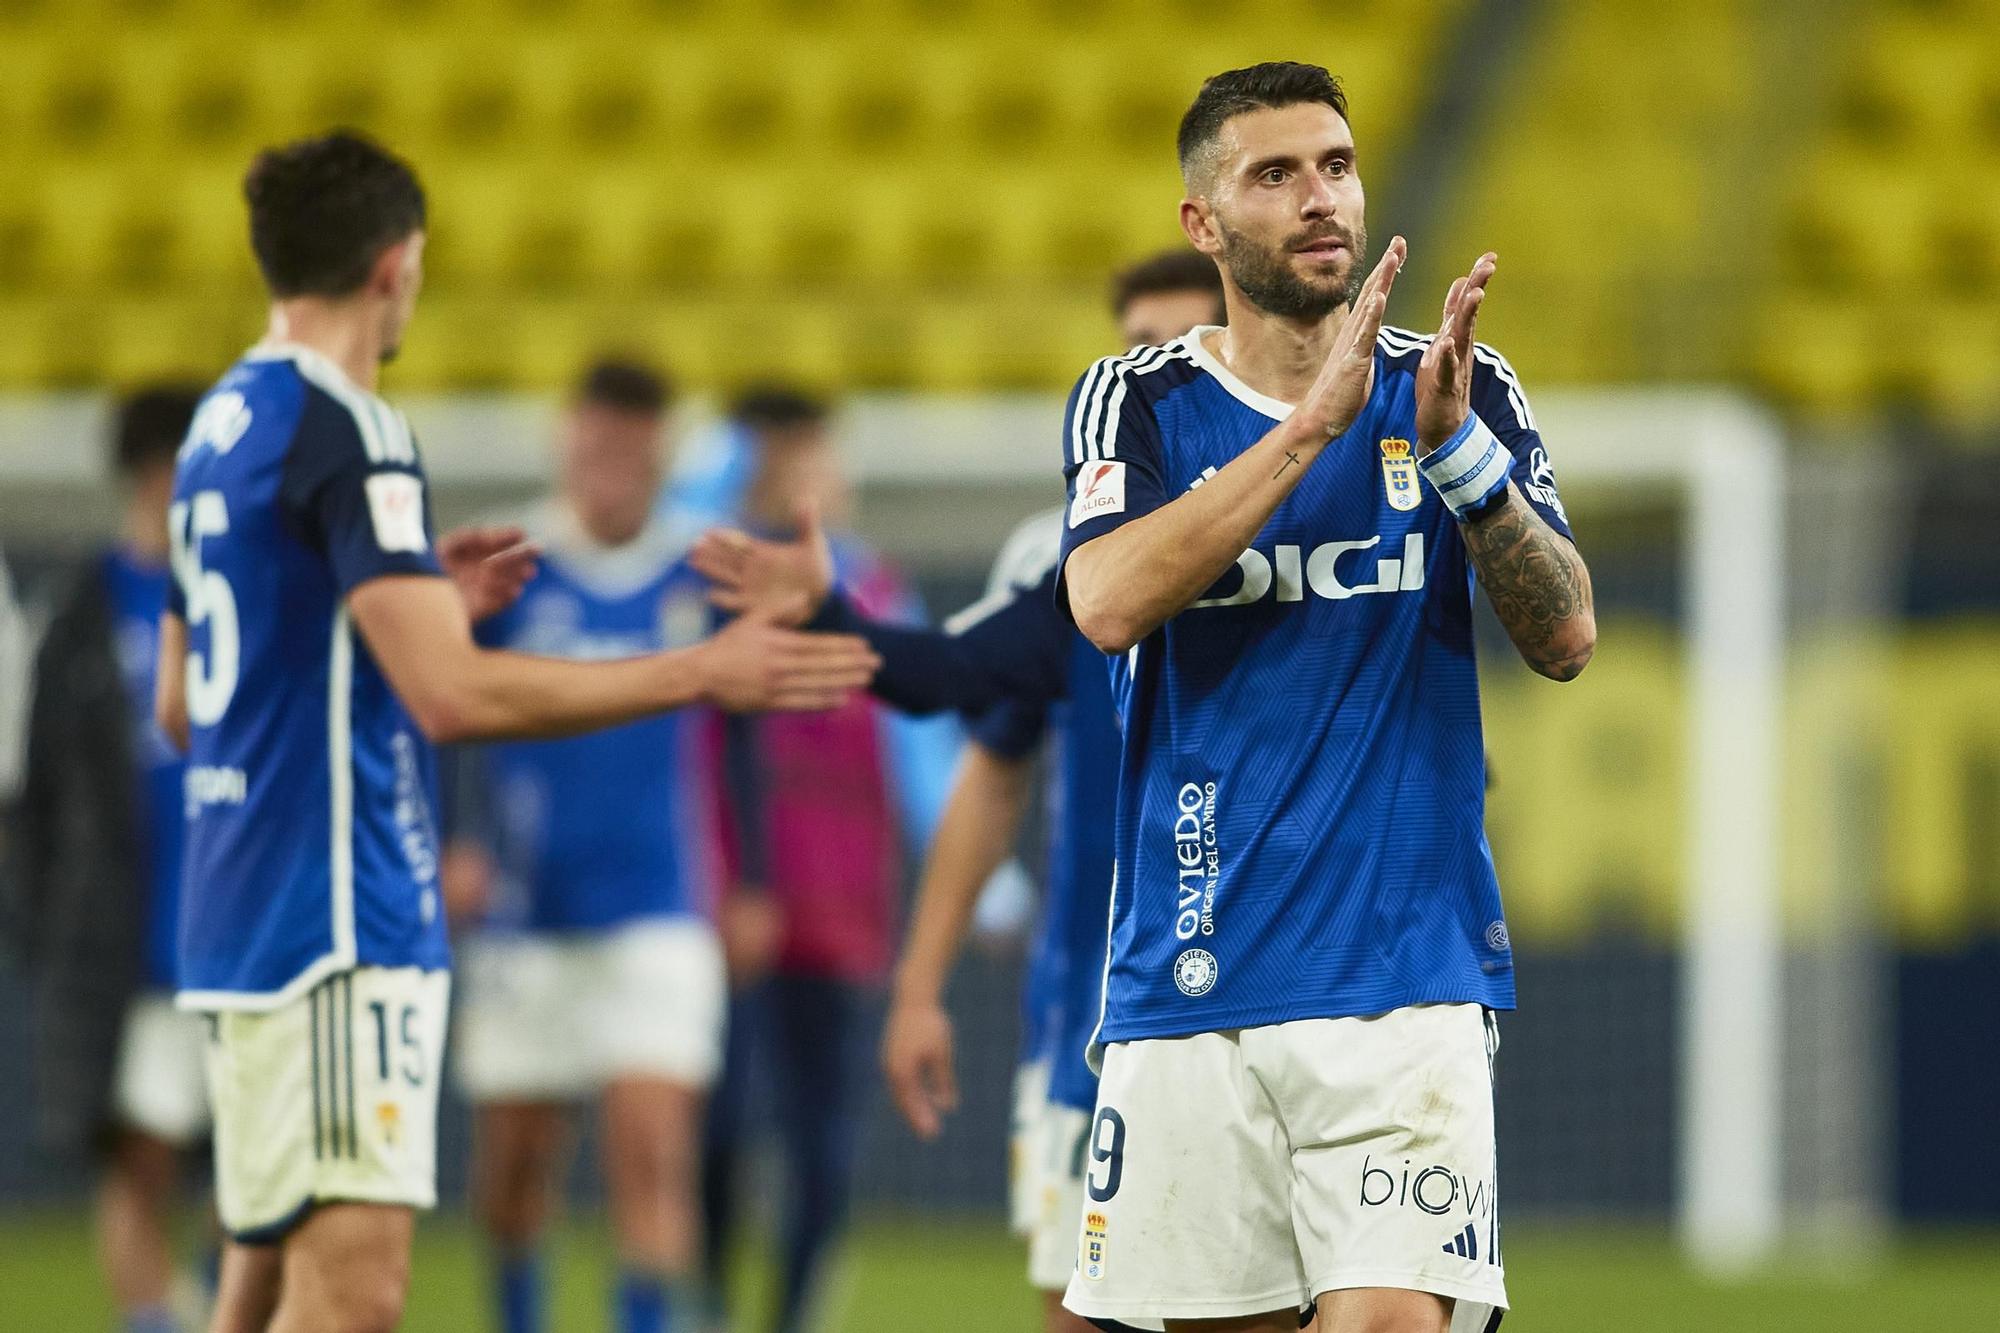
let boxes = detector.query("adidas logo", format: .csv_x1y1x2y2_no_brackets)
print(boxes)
1442,1223,1479,1261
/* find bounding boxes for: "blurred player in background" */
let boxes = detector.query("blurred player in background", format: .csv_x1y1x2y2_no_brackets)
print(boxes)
880,250,1221,1332
158,131,877,1333
1054,64,1594,1332
443,358,725,1333
7,386,208,1333
698,386,958,1333
692,249,1223,1332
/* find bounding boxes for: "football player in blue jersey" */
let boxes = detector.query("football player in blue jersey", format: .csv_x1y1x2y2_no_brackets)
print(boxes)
693,250,1224,1333
1050,64,1595,1333
12,387,210,1333
155,132,878,1333
877,252,1223,1333
441,358,725,1333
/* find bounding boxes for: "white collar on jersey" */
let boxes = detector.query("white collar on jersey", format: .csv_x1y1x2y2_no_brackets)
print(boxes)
1179,326,1297,423
516,497,694,602
244,340,375,398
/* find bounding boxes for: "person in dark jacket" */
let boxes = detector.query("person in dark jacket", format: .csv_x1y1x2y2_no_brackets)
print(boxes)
7,386,206,1333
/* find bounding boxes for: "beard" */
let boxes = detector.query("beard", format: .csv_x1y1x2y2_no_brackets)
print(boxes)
1216,216,1369,321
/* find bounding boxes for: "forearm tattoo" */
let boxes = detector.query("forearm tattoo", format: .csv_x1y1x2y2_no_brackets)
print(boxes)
1461,486,1594,680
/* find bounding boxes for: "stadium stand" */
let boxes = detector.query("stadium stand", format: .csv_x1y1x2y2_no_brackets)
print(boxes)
1438,0,2000,429
0,0,1460,390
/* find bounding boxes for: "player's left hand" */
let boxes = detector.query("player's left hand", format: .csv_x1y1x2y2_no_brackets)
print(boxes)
881,998,958,1140
440,524,540,622
689,500,835,627
1415,252,1498,455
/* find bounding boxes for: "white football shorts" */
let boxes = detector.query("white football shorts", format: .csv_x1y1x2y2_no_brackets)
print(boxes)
203,966,449,1242
1007,1057,1051,1238
1028,1100,1092,1293
1063,1002,1505,1331
111,991,212,1146
454,917,726,1101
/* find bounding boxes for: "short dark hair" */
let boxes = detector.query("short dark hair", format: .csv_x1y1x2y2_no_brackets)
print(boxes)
243,130,426,298
729,384,829,433
1111,249,1225,321
574,357,674,415
1177,62,1350,179
113,385,202,477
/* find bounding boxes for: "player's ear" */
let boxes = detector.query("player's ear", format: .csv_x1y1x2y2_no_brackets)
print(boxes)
1180,197,1222,258
370,232,424,299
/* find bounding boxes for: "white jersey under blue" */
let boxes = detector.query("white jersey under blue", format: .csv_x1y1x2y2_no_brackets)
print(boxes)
170,343,449,1010
1056,325,1574,1043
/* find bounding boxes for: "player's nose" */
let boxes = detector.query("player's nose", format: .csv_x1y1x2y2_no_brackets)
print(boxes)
1299,171,1343,218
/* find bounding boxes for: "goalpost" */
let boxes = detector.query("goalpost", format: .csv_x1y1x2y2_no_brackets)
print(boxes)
1533,390,1787,1274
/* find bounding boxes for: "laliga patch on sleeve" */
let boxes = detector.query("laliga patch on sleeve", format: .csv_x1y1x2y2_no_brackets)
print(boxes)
364,471,430,554
1068,460,1127,529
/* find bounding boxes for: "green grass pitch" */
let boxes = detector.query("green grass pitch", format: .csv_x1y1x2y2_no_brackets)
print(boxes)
1,1210,1993,1329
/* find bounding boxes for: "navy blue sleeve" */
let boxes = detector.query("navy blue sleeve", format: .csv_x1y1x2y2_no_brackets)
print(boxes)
279,387,443,594
1055,354,1172,619
968,697,1048,761
1471,343,1573,543
811,567,1070,716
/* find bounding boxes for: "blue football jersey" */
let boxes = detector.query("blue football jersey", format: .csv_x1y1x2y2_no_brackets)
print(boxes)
470,506,716,932
170,343,449,1009
960,512,1120,1112
1056,326,1573,1043
103,548,185,989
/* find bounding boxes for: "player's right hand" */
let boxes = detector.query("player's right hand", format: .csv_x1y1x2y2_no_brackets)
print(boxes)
690,500,835,627
696,608,879,712
881,999,958,1140
1293,235,1404,442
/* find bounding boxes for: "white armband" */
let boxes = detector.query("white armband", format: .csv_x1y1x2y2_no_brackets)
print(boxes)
1419,414,1512,520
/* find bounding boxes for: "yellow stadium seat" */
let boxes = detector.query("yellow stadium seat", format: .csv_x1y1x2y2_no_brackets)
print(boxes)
1913,298,2000,430
1755,293,1876,417
0,0,1472,391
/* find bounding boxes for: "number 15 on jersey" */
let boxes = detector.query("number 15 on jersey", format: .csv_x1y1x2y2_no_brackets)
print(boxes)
169,490,240,727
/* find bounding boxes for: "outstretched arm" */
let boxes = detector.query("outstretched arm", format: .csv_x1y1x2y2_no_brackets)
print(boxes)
348,576,879,743
692,514,1072,716
1415,254,1595,681
812,580,1069,715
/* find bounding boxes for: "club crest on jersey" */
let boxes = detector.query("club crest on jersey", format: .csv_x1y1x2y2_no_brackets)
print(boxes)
1380,438,1420,512
1081,1211,1109,1281
1173,948,1218,997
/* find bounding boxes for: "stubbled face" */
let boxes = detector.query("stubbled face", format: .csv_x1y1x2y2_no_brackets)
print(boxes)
560,402,666,546
1118,288,1224,346
1183,102,1368,322
377,231,425,363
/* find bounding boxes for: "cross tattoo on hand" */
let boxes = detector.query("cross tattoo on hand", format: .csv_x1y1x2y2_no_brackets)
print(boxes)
1273,450,1302,481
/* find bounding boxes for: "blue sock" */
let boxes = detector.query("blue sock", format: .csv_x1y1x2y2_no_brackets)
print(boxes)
615,1270,671,1333
496,1251,544,1333
124,1308,179,1333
